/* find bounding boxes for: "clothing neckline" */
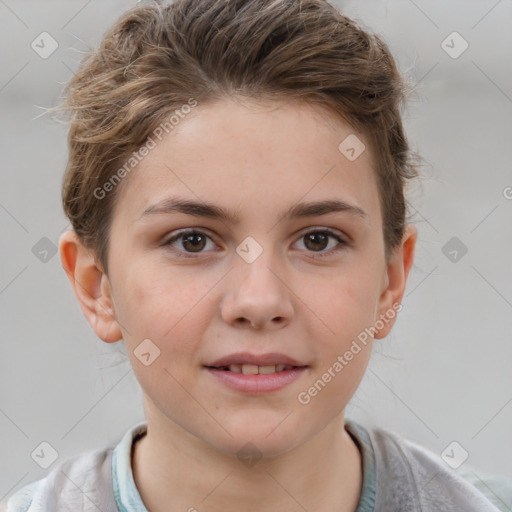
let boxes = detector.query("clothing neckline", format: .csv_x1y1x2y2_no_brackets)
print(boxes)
345,419,377,512
112,419,376,512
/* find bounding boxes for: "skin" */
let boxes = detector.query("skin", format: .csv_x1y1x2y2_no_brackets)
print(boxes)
60,96,416,512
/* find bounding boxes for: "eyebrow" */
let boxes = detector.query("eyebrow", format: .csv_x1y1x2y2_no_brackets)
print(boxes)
139,197,369,224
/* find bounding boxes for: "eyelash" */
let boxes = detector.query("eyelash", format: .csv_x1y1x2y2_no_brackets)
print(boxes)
162,228,348,260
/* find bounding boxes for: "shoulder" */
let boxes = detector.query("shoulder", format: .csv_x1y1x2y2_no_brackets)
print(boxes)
350,420,512,512
455,468,512,512
1,446,115,512
0,481,40,512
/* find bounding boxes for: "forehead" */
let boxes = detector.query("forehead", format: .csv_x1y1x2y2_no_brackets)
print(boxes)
113,97,381,227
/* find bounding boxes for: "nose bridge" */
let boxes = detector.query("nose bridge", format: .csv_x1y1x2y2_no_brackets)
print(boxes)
221,236,294,329
235,240,282,297
236,231,290,289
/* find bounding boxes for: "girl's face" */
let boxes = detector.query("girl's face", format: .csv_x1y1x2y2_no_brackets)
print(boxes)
75,98,415,457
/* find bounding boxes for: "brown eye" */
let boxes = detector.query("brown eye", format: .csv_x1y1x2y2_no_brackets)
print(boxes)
295,229,348,258
180,232,207,252
163,230,215,257
303,232,330,251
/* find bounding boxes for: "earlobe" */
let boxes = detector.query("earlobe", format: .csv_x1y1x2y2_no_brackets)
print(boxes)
59,230,123,343
374,224,417,340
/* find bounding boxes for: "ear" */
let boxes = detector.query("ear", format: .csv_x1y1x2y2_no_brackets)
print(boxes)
373,224,417,339
59,230,122,343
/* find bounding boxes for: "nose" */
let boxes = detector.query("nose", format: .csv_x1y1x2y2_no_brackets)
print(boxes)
220,250,295,331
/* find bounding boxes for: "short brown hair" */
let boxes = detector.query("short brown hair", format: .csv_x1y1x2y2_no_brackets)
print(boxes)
53,0,422,274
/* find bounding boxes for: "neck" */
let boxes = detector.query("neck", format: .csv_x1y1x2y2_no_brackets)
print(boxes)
131,406,363,512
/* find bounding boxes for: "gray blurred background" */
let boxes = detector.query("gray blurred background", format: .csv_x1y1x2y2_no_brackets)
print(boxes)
1,0,511,501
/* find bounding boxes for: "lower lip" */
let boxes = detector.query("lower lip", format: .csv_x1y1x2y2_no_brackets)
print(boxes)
205,367,308,393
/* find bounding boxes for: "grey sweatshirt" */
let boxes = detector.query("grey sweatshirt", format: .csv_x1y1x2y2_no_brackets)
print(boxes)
2,419,510,512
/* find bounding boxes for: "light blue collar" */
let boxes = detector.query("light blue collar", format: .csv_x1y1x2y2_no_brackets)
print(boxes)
112,421,149,511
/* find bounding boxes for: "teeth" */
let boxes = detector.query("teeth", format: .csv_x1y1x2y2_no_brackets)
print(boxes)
226,364,292,374
241,364,259,375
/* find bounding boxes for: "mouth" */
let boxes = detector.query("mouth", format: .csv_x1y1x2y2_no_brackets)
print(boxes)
204,352,309,392
203,353,309,393
205,364,302,374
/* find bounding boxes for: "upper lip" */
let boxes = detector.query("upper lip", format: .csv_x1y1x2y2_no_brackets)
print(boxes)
206,352,307,367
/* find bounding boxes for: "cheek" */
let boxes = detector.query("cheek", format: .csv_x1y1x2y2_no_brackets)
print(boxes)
115,273,210,400
113,266,214,353
298,283,375,411
302,268,380,344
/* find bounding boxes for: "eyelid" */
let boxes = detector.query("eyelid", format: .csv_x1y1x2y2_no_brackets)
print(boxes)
296,225,346,239
163,227,216,241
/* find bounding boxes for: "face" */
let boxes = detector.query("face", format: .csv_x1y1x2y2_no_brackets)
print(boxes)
63,97,415,458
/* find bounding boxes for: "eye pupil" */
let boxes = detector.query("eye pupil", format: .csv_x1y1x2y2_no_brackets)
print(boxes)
182,233,206,252
305,232,328,251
